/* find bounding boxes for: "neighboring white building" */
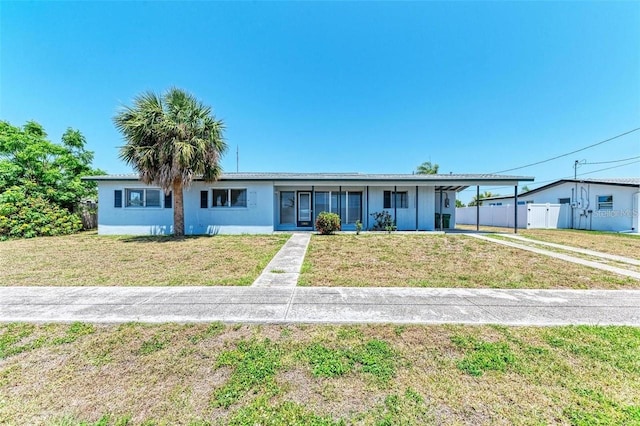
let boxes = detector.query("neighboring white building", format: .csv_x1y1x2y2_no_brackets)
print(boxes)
461,178,640,233
86,172,533,235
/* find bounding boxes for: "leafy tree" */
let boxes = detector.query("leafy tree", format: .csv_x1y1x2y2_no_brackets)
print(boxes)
416,161,439,174
114,88,227,236
0,120,101,238
0,121,100,210
521,185,530,193
468,191,497,207
455,199,466,208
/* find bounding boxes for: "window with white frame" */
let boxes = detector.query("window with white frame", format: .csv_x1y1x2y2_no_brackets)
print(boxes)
383,191,408,209
212,189,247,207
125,188,161,207
558,198,570,204
597,195,613,210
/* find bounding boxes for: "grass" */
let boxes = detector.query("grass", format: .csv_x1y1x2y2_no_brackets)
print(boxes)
456,225,640,260
1,323,639,425
484,233,640,274
517,229,640,260
0,231,290,286
299,234,638,289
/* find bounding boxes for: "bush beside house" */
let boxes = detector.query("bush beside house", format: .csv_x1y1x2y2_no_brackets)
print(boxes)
0,121,102,239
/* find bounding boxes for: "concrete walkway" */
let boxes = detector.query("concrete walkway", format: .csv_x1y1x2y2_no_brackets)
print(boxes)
466,233,640,280
252,233,311,287
1,286,639,326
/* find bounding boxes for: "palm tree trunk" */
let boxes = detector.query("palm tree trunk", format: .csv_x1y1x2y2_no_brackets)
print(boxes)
172,180,185,236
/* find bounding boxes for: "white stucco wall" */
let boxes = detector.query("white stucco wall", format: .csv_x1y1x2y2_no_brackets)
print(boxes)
97,180,274,235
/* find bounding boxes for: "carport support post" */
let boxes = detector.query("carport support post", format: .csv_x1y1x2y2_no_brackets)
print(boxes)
338,185,342,224
366,186,369,230
311,185,315,229
439,188,443,230
514,185,518,234
415,185,419,231
476,186,480,231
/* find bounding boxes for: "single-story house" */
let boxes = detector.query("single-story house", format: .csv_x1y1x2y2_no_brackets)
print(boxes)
459,178,640,233
85,172,534,235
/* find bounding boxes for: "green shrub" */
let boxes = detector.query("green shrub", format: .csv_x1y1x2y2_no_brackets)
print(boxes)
355,220,363,235
0,187,82,240
315,211,341,235
370,211,395,231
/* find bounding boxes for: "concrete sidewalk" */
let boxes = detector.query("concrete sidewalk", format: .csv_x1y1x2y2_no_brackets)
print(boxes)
1,286,639,326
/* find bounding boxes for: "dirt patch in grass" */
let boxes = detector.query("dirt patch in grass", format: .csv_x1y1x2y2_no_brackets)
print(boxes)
1,323,639,425
0,232,290,286
299,234,637,289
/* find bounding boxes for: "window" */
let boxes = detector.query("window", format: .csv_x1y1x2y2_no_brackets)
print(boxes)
212,189,247,207
558,198,570,204
597,195,613,210
280,191,295,224
125,189,161,207
383,191,408,209
346,192,362,224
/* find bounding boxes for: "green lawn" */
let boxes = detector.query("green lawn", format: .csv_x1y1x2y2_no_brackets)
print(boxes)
0,232,290,286
456,225,640,260
1,323,638,425
299,234,638,289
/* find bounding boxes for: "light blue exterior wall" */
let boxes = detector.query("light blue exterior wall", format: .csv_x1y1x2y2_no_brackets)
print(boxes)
97,181,174,235
95,178,461,235
97,180,274,235
184,181,274,234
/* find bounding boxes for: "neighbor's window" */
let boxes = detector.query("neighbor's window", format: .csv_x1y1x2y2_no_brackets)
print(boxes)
125,188,161,207
558,198,570,204
212,189,247,207
597,195,613,210
383,191,408,209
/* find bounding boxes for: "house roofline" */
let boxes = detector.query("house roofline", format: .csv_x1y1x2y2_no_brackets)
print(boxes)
83,172,534,188
482,178,640,201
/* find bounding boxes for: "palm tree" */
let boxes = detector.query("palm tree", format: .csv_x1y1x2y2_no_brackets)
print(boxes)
114,88,227,236
416,161,439,174
468,191,497,207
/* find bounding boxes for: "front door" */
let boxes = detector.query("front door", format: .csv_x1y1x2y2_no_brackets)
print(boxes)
297,192,312,227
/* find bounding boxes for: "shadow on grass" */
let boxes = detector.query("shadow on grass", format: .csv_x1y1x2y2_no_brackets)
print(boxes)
120,235,217,243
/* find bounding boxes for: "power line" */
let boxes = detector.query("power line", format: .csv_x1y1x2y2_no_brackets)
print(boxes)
458,158,640,194
583,155,640,165
575,159,640,176
490,127,640,174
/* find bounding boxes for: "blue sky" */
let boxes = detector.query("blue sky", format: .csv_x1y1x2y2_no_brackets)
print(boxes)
1,1,638,202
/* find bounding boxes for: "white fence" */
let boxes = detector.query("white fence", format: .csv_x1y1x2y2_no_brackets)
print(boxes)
456,204,570,229
526,204,571,229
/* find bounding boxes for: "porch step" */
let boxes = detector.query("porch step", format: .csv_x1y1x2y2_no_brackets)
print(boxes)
252,233,311,287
